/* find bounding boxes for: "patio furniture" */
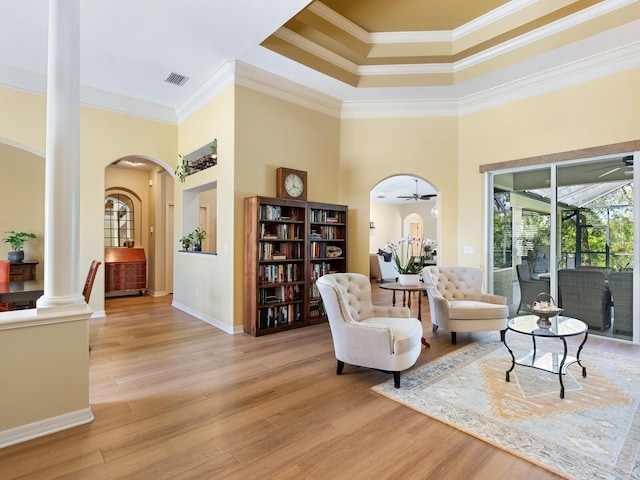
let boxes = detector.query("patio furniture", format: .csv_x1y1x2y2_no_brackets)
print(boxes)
422,266,509,344
516,264,551,314
557,269,611,331
608,271,633,336
316,272,423,388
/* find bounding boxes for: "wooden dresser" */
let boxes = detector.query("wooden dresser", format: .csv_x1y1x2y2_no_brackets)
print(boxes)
9,261,39,281
104,248,148,297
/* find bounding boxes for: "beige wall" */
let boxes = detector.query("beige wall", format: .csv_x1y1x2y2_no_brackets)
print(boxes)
233,85,341,328
0,145,44,278
174,86,235,329
340,117,459,274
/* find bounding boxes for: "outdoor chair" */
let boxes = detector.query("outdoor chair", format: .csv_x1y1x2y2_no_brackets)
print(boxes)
315,272,423,388
558,269,611,331
608,271,633,336
516,264,550,314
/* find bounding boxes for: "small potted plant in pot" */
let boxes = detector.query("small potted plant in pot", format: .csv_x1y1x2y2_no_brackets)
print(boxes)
192,227,207,252
179,233,193,251
2,231,37,262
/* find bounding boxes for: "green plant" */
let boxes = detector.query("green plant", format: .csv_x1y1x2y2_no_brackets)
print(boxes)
210,139,217,155
175,154,190,183
193,227,207,243
387,236,423,274
3,231,36,251
179,233,193,249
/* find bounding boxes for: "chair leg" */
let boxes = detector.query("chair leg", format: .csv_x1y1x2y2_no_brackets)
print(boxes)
393,371,401,388
336,360,345,375
451,332,457,344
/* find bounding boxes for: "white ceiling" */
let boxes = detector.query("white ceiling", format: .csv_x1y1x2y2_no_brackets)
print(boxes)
370,175,437,205
1,1,639,125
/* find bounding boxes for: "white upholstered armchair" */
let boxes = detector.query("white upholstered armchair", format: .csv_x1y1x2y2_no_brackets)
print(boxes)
316,273,423,388
422,266,508,345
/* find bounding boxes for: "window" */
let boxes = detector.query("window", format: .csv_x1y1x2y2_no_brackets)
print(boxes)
104,194,135,247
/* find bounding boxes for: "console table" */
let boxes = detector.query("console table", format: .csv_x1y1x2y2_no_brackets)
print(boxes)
9,261,38,281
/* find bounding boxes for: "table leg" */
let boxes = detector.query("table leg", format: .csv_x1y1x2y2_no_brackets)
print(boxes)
391,291,396,306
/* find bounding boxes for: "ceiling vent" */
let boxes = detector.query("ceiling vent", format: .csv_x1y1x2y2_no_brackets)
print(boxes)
164,72,189,86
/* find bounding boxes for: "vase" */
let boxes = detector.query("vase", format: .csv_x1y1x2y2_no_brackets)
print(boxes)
398,274,420,286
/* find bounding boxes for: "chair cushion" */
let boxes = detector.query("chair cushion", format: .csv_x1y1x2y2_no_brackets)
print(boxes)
448,300,508,320
360,317,422,354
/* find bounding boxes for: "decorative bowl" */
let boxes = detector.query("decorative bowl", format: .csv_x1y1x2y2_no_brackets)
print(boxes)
527,293,562,328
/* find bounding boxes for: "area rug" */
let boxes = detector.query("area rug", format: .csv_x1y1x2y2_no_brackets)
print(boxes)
372,334,640,480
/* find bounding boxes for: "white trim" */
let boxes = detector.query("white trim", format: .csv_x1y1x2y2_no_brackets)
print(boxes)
171,301,243,335
235,61,343,118
0,408,93,449
308,1,371,44
453,0,538,40
175,59,236,124
273,27,360,75
342,98,458,119
358,63,453,75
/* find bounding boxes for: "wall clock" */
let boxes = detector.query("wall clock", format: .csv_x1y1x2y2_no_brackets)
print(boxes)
276,167,307,201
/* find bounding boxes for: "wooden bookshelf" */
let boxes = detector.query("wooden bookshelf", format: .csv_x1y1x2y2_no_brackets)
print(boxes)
243,196,348,336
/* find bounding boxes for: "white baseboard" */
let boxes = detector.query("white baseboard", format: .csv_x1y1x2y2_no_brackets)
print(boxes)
0,407,94,449
171,301,243,334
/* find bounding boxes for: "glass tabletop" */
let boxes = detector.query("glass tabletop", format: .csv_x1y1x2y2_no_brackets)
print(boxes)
507,315,587,337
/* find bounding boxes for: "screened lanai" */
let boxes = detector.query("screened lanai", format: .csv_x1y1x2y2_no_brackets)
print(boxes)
489,154,636,342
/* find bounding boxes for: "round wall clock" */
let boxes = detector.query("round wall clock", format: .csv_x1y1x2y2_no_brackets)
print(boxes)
276,167,307,200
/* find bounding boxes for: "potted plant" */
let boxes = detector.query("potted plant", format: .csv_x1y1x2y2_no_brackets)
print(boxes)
179,233,193,251
175,154,190,183
387,236,422,285
3,230,37,262
192,227,207,251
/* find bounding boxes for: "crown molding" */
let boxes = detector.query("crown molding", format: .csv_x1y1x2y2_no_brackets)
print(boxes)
175,59,236,124
234,61,343,118
273,27,360,75
341,98,458,119
458,38,640,115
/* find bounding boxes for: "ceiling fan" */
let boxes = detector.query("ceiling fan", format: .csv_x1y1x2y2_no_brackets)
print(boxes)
397,179,436,201
586,155,634,178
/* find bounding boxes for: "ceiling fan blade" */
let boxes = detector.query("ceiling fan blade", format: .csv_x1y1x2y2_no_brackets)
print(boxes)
419,194,436,200
599,167,621,178
585,163,620,173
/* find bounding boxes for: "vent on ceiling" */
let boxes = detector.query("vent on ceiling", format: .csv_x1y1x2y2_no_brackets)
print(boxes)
164,72,189,86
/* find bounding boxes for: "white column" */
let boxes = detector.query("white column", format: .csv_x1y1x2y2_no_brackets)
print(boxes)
38,0,83,307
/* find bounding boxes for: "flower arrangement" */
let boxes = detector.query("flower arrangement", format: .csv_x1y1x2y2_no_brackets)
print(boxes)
387,236,423,274
423,238,437,259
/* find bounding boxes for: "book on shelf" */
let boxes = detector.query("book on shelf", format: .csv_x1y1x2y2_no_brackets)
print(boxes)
272,254,286,260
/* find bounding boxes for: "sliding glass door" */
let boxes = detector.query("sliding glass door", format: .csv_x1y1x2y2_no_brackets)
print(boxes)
488,153,637,343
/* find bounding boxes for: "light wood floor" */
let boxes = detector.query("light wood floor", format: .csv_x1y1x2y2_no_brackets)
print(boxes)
1,285,638,479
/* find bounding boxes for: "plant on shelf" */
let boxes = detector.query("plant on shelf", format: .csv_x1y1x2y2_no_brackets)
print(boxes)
423,238,437,260
192,227,207,252
179,233,193,251
175,154,190,183
2,230,37,262
387,236,423,274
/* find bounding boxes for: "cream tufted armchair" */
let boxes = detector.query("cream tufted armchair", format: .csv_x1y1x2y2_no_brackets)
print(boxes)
422,266,508,344
316,273,423,388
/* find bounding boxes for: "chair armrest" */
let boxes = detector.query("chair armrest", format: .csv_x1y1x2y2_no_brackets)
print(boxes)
426,288,451,322
479,293,507,305
372,305,410,318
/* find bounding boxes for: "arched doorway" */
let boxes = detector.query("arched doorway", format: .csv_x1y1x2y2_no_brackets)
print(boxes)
369,175,438,281
105,156,175,297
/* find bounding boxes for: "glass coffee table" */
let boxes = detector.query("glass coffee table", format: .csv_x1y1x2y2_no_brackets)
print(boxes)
503,315,588,399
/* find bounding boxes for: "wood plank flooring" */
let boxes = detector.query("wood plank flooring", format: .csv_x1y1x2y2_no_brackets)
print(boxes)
1,284,638,479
